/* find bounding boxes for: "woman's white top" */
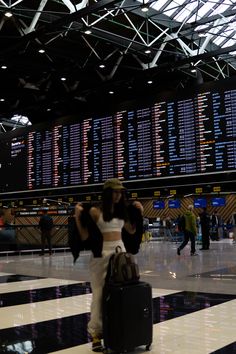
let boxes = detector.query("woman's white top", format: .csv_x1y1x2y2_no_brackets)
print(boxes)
97,213,124,233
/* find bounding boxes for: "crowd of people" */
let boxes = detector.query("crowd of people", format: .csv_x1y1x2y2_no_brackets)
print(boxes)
161,208,236,256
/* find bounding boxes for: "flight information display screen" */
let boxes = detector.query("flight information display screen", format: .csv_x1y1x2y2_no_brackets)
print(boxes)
168,199,181,208
0,78,236,193
194,198,207,208
211,197,226,207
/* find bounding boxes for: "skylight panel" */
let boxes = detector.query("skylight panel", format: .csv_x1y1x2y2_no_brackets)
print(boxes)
213,36,226,46
211,3,231,16
222,38,236,48
163,0,186,17
174,2,198,22
150,0,169,11
11,114,32,126
213,29,234,46
188,1,217,22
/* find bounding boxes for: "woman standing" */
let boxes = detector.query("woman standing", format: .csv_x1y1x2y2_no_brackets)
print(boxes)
75,178,143,352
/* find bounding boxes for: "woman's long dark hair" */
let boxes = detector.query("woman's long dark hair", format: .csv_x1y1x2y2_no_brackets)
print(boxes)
102,188,128,221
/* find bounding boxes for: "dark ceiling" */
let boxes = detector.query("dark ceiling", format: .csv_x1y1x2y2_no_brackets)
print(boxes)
0,0,236,126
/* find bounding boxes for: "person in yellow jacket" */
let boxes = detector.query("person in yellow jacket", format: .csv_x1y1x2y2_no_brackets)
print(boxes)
177,205,198,256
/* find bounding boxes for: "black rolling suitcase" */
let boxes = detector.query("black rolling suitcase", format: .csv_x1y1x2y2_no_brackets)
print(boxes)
103,281,153,353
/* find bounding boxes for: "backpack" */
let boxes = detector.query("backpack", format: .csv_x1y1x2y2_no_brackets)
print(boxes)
178,215,186,232
106,246,140,284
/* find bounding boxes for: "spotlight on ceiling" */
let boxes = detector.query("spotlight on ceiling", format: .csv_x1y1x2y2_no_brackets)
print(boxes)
4,12,12,18
147,80,153,84
38,49,45,54
99,64,105,68
109,90,114,95
61,77,66,81
141,4,149,12
84,27,92,35
145,49,151,54
1,65,7,69
190,64,197,73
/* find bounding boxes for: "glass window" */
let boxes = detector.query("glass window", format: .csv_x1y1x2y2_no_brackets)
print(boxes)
221,38,236,47
188,1,220,22
163,0,186,17
174,2,198,22
213,29,234,45
211,3,231,16
150,0,170,11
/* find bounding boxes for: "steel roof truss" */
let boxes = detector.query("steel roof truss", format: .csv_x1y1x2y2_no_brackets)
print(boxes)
61,0,77,13
123,11,147,46
25,0,49,34
81,35,101,60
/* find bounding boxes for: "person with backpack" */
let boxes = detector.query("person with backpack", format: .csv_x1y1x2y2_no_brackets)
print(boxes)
39,209,54,256
177,204,197,256
74,178,143,352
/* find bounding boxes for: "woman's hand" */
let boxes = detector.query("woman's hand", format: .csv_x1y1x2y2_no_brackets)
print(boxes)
74,203,88,241
75,203,83,217
133,201,144,215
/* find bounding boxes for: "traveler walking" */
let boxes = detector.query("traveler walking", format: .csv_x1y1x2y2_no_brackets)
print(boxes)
177,205,197,256
74,178,143,352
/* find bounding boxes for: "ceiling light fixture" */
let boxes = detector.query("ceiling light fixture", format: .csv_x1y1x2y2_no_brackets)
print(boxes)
190,63,197,73
99,64,105,68
84,28,92,35
0,98,5,102
1,65,7,69
145,49,151,54
4,12,13,18
147,80,153,84
109,90,114,95
141,4,149,12
61,77,66,81
38,49,45,53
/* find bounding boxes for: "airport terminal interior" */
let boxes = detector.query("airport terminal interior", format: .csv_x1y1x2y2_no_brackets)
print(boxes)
1,1,236,354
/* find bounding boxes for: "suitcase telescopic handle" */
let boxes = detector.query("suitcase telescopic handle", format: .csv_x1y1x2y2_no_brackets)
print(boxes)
143,307,150,318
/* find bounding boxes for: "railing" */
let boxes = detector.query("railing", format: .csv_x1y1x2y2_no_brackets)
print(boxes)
0,224,70,256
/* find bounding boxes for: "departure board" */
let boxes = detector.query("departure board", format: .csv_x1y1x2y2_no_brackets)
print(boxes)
0,78,236,194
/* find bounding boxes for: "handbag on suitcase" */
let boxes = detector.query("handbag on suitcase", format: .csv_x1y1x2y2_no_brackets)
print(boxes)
103,281,153,353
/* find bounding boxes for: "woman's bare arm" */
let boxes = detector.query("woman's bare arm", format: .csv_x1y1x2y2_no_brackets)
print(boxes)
74,203,89,241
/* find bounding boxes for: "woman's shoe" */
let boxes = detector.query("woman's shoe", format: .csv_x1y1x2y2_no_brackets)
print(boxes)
92,336,103,352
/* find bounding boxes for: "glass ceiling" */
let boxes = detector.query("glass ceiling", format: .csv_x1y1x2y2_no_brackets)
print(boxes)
142,0,236,51
11,114,32,126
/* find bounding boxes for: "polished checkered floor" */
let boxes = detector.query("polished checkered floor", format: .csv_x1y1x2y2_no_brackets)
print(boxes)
0,239,236,353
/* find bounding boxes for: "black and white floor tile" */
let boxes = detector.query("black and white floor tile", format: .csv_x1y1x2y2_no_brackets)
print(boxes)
0,240,236,353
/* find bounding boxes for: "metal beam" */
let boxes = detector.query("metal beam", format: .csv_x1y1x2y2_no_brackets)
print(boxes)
1,0,122,55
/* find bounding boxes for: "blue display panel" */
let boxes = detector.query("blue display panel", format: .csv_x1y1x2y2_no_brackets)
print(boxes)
0,78,236,194
168,199,181,208
211,197,226,207
153,201,165,209
194,198,207,208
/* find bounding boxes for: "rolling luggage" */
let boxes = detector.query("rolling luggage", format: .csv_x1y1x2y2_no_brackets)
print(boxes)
103,281,153,353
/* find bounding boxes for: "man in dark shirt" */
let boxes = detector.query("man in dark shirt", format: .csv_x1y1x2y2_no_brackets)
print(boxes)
39,210,53,255
199,208,210,250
